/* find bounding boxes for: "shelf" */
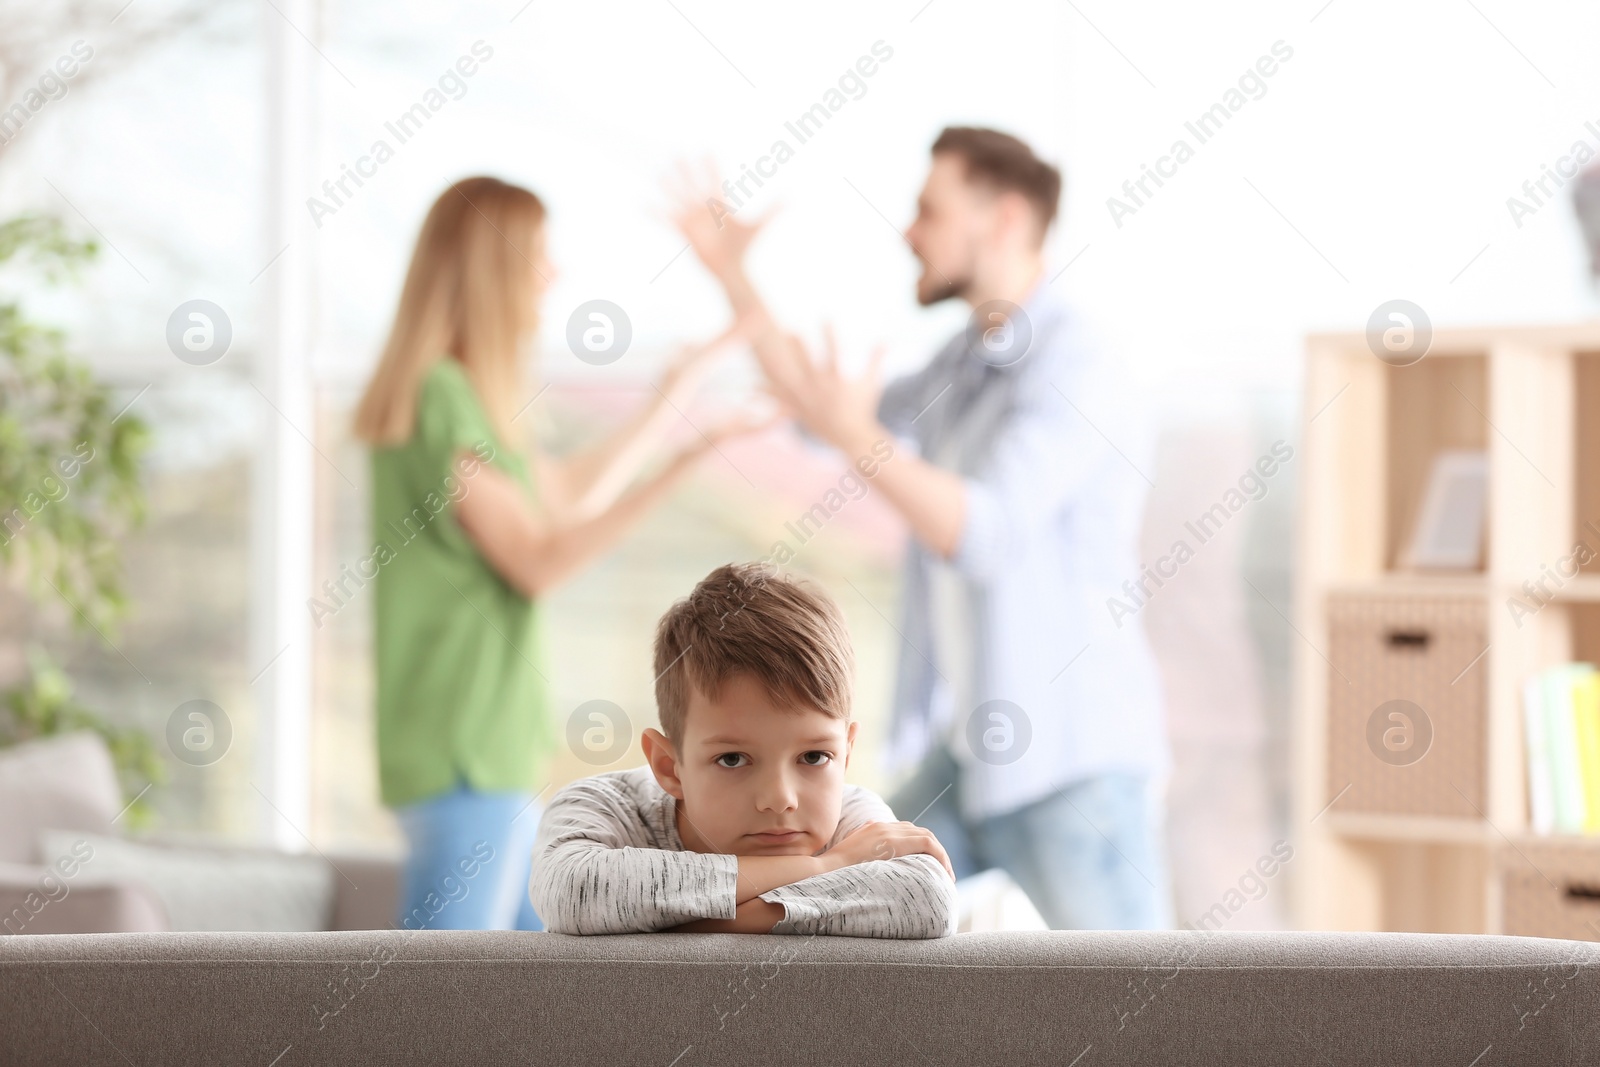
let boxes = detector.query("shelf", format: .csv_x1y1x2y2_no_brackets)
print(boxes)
1325,575,1488,598
1307,319,1600,353
1318,574,1600,603
1319,812,1495,844
1501,832,1600,851
1545,575,1600,603
1298,319,1600,935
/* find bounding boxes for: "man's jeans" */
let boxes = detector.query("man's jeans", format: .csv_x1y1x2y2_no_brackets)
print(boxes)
887,744,1174,930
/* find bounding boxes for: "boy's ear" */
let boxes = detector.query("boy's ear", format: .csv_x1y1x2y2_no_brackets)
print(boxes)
641,727,685,799
844,719,859,766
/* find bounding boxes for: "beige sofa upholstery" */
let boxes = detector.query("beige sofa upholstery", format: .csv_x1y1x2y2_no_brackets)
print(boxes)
4,927,1599,1065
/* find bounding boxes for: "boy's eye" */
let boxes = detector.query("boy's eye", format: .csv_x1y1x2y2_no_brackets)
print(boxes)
715,753,748,769
800,751,832,766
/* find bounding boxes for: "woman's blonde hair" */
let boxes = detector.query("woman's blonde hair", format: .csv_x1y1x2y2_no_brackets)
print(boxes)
353,176,547,447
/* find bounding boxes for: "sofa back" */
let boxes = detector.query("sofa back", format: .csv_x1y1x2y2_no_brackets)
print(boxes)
4,928,1598,1065
0,730,122,865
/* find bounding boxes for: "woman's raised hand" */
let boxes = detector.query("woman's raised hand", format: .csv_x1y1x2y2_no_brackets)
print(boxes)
673,403,788,468
655,404,782,492
664,157,778,284
658,315,754,397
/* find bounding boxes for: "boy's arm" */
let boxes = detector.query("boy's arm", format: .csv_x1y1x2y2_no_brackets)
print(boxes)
731,855,836,904
530,778,743,934
529,776,836,934
756,787,959,940
758,853,958,939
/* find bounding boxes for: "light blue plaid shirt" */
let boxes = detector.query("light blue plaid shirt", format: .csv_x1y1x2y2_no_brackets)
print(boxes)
876,279,1169,821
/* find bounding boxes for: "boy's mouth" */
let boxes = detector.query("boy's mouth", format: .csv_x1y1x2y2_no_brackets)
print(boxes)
748,829,804,841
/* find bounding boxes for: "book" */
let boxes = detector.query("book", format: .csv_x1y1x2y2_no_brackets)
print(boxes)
1543,663,1597,834
1523,673,1555,834
1575,671,1600,834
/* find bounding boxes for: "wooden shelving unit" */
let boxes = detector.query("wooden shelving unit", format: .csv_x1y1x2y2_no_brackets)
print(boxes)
1292,319,1600,935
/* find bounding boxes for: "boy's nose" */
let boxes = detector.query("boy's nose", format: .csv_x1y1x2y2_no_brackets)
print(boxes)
755,777,801,813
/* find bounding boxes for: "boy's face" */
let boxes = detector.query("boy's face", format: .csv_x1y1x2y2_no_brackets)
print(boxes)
643,672,859,858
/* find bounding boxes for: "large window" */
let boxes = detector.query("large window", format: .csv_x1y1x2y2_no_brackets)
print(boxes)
1,3,263,838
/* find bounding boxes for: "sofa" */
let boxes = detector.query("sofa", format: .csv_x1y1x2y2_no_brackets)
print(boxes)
5,926,1600,1065
0,730,401,936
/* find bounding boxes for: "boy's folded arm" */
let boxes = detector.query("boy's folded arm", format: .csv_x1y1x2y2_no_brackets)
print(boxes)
729,853,836,903
528,784,742,934
527,777,958,936
530,837,742,934
666,895,787,934
757,853,958,939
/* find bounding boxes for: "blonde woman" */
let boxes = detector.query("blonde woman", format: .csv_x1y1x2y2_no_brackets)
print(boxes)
354,176,758,931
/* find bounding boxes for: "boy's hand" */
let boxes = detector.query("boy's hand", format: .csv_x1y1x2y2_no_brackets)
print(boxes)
666,898,785,934
817,820,955,881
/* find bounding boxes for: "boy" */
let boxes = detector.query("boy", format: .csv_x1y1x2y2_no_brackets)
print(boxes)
528,562,958,937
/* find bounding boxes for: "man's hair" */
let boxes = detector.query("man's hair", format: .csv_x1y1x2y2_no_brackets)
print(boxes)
932,126,1062,240
653,562,854,749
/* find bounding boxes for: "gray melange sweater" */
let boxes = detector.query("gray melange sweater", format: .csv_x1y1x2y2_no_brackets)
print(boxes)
528,765,958,938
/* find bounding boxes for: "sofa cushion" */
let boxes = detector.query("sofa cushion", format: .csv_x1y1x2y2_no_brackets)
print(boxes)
0,860,167,935
36,830,336,932
2,929,1596,1065
0,730,123,864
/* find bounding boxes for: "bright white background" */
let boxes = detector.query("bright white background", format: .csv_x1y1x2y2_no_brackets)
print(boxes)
13,0,1599,402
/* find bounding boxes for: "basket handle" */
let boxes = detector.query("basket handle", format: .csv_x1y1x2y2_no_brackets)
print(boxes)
1384,629,1431,650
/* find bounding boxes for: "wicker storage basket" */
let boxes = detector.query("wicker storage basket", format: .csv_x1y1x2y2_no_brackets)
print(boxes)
1501,839,1600,941
1325,593,1487,816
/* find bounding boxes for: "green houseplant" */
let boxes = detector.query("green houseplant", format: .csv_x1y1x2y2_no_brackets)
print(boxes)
0,213,162,826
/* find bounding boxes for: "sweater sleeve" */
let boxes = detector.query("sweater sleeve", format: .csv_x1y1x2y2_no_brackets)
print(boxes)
756,786,958,939
528,775,741,934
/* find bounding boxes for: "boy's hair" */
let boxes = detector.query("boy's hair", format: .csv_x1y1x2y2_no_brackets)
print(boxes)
653,562,854,749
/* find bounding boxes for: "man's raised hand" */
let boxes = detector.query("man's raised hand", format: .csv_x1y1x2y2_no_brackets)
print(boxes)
767,325,888,451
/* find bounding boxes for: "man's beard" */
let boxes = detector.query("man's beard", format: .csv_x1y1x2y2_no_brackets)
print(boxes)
916,264,973,307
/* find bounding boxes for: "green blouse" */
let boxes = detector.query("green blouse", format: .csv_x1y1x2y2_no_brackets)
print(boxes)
370,358,553,808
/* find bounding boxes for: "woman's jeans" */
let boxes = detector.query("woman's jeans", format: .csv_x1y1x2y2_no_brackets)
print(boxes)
887,743,1173,930
392,780,544,931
